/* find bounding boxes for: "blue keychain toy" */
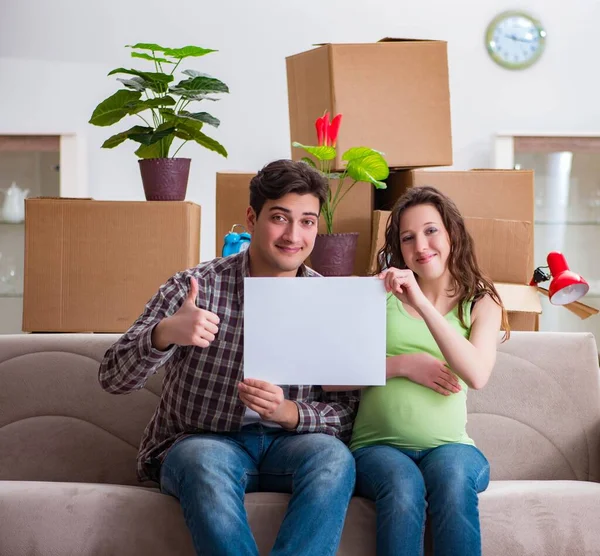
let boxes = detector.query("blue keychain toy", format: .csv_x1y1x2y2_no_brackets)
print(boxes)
222,224,251,257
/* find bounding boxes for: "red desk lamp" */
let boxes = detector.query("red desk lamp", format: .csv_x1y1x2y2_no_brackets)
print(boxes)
530,252,589,305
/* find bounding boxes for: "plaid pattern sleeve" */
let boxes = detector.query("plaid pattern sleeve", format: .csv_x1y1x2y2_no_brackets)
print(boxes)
98,274,191,394
293,387,361,444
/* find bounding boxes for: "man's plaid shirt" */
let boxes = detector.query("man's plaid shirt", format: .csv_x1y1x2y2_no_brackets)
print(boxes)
98,251,360,482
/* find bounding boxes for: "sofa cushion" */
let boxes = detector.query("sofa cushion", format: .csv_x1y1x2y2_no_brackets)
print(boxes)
1,480,599,556
468,332,600,482
480,480,600,555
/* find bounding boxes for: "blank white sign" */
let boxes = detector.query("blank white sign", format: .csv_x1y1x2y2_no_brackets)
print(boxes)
244,277,387,386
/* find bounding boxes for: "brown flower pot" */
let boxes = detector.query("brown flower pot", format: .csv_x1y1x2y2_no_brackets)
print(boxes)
138,158,191,201
310,233,359,276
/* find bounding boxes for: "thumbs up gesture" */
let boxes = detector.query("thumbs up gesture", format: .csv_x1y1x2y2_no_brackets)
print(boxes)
151,277,220,350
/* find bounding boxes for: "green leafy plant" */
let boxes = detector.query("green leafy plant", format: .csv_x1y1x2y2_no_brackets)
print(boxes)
293,112,389,234
89,43,228,159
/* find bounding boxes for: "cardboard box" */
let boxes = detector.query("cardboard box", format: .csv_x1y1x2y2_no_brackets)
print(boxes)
23,199,201,333
463,217,532,284
378,169,535,273
367,211,533,284
380,169,535,222
215,172,254,257
287,39,452,170
495,283,542,332
367,212,541,330
368,209,392,273
216,172,374,275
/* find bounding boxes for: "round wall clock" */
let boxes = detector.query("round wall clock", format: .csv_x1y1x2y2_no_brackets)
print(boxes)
485,11,546,70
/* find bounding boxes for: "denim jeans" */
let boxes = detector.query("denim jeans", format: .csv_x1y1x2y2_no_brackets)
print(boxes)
160,423,356,556
354,443,490,556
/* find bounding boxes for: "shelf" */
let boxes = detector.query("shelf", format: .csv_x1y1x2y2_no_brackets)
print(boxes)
0,293,23,298
0,221,24,226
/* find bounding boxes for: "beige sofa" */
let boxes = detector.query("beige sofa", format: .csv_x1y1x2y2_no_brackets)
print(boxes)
1,332,599,556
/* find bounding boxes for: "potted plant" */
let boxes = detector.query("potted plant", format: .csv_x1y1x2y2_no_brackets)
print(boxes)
293,112,389,275
89,43,228,201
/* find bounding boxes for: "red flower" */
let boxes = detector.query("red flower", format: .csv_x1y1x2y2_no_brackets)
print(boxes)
329,114,342,147
315,112,342,147
315,112,328,146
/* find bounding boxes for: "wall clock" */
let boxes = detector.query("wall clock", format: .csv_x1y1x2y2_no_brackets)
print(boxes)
485,11,546,70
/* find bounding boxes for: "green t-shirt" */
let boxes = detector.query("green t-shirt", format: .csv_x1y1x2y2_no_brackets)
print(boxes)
350,293,475,452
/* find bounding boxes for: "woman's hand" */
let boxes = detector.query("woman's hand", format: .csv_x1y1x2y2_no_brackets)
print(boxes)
387,353,462,396
379,267,428,310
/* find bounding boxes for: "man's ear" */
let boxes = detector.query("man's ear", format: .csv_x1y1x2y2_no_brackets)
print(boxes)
246,206,257,233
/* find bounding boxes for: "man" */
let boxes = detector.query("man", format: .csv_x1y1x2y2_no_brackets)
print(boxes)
98,159,360,556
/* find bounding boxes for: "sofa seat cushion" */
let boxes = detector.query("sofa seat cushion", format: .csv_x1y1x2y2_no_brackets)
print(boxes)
480,480,600,555
0,481,195,556
1,480,599,556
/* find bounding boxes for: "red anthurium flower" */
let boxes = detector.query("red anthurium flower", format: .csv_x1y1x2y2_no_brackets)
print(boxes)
322,112,330,146
328,114,342,147
315,111,342,147
316,112,332,146
315,115,326,146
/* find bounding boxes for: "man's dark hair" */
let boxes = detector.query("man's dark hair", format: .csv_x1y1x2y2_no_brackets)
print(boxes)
249,159,328,217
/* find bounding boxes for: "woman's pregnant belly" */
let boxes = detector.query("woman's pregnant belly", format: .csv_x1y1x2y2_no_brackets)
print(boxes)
350,377,471,451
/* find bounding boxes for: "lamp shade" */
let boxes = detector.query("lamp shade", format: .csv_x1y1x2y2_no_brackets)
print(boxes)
547,252,589,305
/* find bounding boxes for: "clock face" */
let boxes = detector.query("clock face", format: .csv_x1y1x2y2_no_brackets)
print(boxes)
486,11,546,69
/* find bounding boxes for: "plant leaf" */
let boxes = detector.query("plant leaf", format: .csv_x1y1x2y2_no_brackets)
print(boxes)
131,52,174,64
126,43,170,53
182,69,214,79
292,142,336,161
174,129,193,141
163,46,217,59
341,146,385,162
107,68,173,84
160,110,203,131
173,93,219,102
129,124,176,146
178,111,220,128
89,89,141,126
117,77,147,91
176,123,227,157
344,151,389,188
109,68,173,94
300,157,316,168
171,76,229,94
135,135,175,159
126,96,176,115
101,126,153,148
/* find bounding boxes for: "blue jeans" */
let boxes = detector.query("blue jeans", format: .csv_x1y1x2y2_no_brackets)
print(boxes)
160,423,356,556
354,443,490,556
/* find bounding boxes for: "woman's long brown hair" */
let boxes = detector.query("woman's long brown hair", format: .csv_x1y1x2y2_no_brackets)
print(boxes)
376,186,510,338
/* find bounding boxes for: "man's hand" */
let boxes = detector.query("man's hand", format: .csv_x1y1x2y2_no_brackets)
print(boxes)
238,379,299,429
151,277,220,350
388,352,461,396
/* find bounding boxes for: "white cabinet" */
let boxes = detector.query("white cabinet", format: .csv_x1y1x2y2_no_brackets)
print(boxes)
0,134,86,333
495,134,600,340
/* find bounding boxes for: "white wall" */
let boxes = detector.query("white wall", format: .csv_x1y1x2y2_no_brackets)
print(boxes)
1,0,599,260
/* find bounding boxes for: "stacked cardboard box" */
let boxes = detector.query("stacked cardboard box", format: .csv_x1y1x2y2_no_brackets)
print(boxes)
214,38,584,330
368,169,541,330
216,38,453,275
288,38,542,330
22,199,201,332
286,39,452,170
